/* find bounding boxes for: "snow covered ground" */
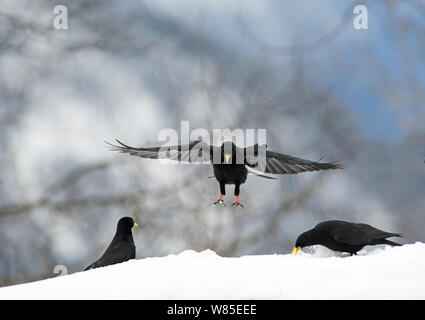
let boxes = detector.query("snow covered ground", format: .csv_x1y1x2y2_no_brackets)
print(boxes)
1,243,425,300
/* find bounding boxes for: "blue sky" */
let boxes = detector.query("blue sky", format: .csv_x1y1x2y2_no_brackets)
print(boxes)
145,0,424,143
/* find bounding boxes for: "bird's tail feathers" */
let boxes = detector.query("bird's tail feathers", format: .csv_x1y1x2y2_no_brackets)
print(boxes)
382,239,402,247
84,264,94,271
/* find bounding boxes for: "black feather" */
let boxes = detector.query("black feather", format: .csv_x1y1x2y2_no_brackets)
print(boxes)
84,217,136,271
295,220,402,255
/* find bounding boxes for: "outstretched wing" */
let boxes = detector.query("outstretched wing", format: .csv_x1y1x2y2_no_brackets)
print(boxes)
333,223,402,245
106,139,215,163
244,144,343,174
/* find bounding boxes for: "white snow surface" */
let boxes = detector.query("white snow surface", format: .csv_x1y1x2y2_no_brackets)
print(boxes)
1,243,425,300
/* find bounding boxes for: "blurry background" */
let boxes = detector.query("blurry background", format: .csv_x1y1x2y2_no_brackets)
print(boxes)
0,0,424,286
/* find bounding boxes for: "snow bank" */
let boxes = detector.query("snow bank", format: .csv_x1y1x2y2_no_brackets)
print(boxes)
1,243,425,299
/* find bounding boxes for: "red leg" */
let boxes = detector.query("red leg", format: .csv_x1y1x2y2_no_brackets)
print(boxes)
232,196,244,208
213,194,225,205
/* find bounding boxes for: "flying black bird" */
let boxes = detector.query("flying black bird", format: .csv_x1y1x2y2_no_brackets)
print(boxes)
107,139,343,207
84,217,139,271
292,220,402,256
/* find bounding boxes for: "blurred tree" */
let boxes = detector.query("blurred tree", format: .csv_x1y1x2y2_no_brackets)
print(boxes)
0,0,424,286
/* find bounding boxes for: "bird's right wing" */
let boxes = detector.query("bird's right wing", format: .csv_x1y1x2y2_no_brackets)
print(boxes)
84,243,135,271
106,139,216,164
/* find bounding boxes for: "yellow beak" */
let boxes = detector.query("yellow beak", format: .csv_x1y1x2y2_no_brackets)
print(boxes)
134,222,139,227
291,247,301,255
225,154,231,164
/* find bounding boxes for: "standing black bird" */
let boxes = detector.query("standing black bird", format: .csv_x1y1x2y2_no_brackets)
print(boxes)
84,217,139,271
107,139,343,207
292,220,403,256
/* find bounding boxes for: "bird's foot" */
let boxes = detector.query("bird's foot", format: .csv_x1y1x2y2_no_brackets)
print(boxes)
232,197,244,208
213,195,225,206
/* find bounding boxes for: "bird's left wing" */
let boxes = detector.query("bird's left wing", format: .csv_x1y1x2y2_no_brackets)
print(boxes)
106,139,215,164
333,224,402,245
244,144,343,174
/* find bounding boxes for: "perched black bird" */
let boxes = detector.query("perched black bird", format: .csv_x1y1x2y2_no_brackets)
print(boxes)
107,139,342,207
292,220,402,256
84,217,139,271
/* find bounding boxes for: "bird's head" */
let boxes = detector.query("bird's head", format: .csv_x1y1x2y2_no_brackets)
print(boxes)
117,217,140,233
292,230,314,255
220,141,238,164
